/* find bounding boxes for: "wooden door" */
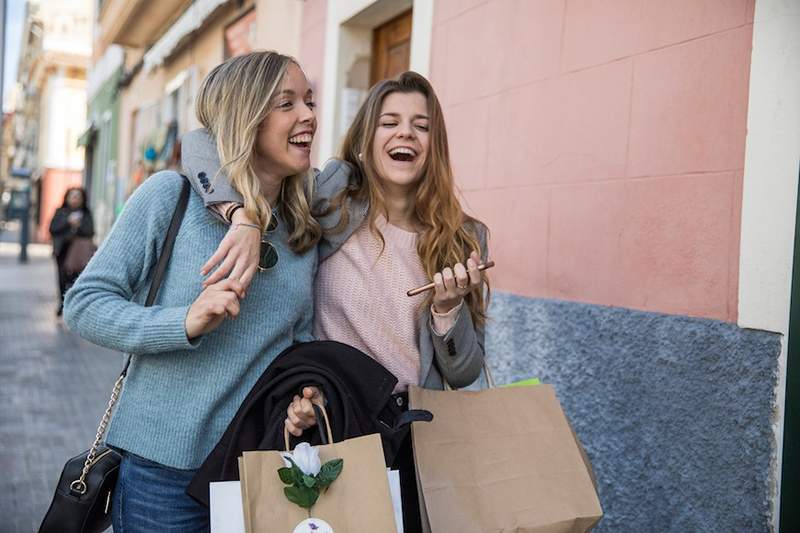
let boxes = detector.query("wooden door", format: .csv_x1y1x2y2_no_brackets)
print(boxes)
370,9,413,86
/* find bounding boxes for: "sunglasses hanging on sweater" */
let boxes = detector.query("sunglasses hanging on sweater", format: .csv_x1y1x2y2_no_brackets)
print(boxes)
258,215,279,271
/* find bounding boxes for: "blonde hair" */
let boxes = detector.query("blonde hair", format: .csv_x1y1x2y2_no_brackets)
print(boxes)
195,51,321,253
335,72,489,327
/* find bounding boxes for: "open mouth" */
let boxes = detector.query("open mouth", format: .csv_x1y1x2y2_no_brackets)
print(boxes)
288,133,313,150
388,147,417,162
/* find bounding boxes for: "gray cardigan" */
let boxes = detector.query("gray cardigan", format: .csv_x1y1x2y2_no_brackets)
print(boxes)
181,128,487,389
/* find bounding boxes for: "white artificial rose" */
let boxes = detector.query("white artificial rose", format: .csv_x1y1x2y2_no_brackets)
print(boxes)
281,442,322,476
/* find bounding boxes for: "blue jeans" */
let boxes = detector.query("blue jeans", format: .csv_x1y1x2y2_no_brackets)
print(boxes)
112,452,209,532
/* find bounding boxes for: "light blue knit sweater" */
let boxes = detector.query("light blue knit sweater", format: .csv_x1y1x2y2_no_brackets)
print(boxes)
64,171,317,469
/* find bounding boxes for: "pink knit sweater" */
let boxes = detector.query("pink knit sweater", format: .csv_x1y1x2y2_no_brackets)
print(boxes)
314,217,459,392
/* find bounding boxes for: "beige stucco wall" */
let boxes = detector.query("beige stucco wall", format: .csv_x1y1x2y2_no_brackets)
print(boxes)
255,0,303,57
116,1,255,189
117,48,165,186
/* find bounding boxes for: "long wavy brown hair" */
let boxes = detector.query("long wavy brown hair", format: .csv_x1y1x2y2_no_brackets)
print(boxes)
333,71,489,327
195,51,321,253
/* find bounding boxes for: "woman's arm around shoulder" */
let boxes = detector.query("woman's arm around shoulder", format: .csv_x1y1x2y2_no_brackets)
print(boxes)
181,128,244,212
312,159,355,207
313,159,368,261
181,128,266,289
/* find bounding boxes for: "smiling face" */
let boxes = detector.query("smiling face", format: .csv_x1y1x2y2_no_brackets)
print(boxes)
370,91,430,194
253,63,317,180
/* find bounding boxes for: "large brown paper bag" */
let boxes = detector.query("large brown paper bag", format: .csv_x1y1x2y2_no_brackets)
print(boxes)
240,433,398,532
409,384,602,533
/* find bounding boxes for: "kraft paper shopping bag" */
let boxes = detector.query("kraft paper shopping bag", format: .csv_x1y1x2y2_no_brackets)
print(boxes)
240,433,398,532
409,384,602,533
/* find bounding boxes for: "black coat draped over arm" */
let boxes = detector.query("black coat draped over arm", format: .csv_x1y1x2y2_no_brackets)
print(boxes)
187,341,432,506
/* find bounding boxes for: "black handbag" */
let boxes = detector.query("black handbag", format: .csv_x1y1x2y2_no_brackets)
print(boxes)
38,179,191,533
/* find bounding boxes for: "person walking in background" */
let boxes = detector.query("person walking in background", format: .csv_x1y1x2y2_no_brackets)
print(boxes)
49,187,94,316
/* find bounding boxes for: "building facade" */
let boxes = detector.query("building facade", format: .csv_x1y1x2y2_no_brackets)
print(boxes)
89,0,799,530
79,45,124,242
0,111,14,214
90,0,279,238
10,0,92,243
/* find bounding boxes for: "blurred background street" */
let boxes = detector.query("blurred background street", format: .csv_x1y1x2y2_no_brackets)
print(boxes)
0,232,121,532
1,0,798,531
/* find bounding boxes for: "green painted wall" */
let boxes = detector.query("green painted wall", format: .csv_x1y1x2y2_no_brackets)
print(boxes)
780,173,800,532
86,67,122,242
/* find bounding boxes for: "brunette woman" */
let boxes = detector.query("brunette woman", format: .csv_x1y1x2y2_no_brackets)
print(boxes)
50,187,94,316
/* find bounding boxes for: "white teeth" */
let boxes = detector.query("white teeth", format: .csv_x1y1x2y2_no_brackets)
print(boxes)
389,147,416,157
289,133,313,144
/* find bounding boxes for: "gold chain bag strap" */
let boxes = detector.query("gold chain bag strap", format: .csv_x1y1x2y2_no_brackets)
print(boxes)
38,178,191,533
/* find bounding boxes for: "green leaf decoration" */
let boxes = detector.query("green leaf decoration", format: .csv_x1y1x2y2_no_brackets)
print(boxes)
279,457,305,485
291,465,304,483
278,467,294,485
283,486,305,508
304,485,321,507
284,485,320,509
316,458,344,487
279,453,343,510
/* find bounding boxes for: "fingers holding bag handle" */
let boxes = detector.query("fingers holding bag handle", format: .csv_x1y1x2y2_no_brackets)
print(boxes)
285,386,324,436
283,399,333,451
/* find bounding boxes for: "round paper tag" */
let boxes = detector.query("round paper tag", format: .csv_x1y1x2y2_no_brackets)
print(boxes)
293,518,333,533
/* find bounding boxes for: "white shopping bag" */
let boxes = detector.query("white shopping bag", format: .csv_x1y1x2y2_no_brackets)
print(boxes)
210,471,403,533
387,469,403,533
210,481,245,533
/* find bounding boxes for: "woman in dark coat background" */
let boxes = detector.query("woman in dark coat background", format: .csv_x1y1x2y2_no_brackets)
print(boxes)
49,187,94,316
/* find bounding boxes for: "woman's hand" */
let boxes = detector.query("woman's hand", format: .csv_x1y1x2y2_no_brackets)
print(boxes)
184,279,245,339
200,207,261,290
67,212,82,228
432,251,483,314
285,386,324,437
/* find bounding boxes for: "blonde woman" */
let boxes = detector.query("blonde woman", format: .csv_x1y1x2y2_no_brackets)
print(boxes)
189,72,490,532
63,51,348,531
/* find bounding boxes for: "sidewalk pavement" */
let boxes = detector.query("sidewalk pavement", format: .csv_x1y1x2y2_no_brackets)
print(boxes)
0,243,123,532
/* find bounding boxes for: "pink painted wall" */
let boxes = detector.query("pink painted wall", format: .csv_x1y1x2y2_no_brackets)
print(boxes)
37,168,84,243
432,0,754,322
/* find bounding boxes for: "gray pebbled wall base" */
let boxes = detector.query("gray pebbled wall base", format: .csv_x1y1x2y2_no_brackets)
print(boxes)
484,292,781,532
